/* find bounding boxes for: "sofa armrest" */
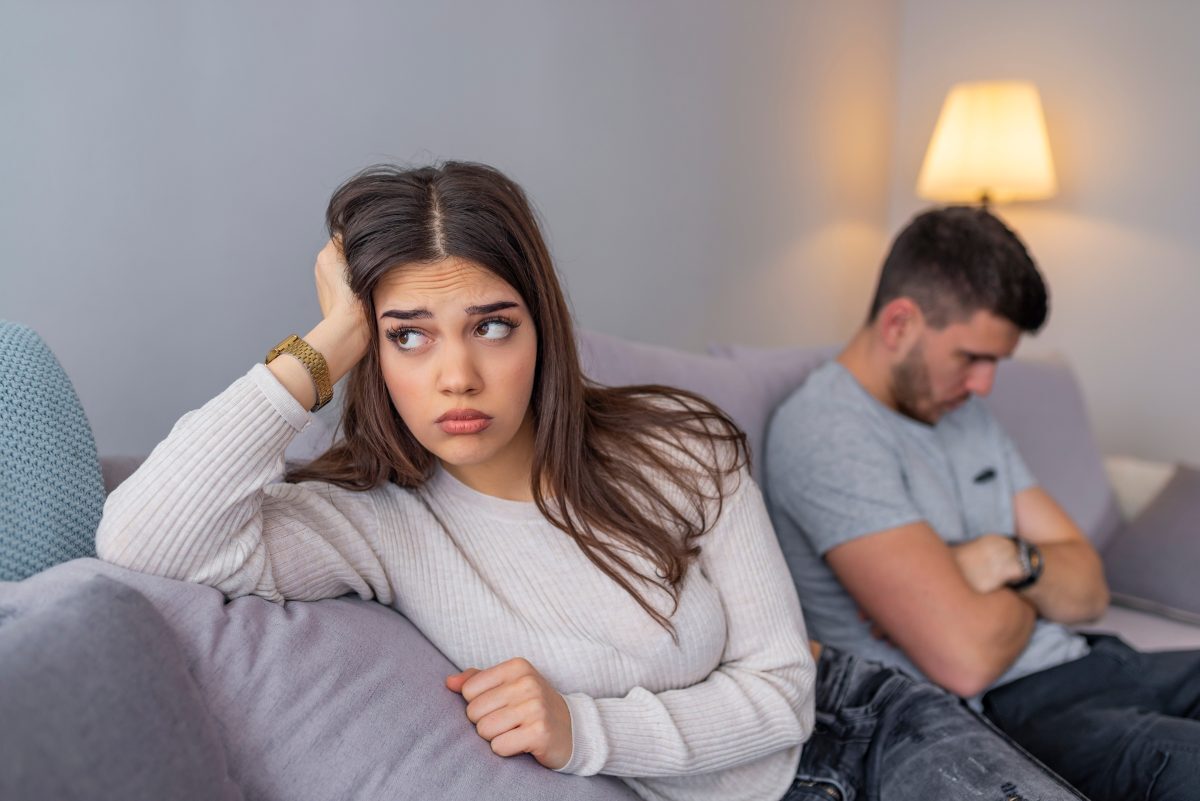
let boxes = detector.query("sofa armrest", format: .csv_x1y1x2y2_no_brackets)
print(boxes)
1103,455,1176,521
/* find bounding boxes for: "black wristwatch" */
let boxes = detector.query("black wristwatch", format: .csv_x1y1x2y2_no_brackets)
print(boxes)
1007,536,1044,590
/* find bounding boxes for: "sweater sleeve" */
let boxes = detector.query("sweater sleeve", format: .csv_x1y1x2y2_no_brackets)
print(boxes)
556,471,816,778
95,363,393,605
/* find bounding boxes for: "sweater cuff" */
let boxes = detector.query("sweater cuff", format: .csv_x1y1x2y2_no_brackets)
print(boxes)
556,693,609,776
248,362,313,432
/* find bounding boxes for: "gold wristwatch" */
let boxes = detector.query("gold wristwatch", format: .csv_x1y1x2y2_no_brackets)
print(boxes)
265,334,334,412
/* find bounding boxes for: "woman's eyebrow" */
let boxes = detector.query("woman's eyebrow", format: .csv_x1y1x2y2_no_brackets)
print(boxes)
380,308,432,321
465,301,520,315
379,300,519,321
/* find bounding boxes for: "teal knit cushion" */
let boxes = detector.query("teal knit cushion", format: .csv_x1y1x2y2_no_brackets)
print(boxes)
0,321,105,580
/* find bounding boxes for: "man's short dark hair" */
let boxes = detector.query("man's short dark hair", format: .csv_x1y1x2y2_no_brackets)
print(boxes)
867,206,1048,332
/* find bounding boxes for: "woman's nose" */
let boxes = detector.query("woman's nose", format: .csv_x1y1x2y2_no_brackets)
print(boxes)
436,340,482,395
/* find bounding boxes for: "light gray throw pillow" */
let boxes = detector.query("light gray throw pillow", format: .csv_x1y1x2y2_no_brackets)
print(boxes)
19,558,637,801
1103,465,1200,623
0,573,243,801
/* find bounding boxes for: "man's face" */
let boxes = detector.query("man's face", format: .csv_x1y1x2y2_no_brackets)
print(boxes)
892,309,1022,424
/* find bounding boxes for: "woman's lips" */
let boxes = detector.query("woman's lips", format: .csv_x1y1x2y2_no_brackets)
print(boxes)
436,409,493,435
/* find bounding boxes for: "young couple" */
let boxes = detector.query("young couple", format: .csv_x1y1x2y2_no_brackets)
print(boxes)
98,162,1196,800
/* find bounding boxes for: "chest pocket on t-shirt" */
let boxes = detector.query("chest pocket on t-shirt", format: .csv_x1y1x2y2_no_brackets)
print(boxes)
956,461,1015,539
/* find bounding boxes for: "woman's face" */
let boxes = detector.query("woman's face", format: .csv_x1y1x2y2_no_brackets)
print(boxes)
373,257,538,488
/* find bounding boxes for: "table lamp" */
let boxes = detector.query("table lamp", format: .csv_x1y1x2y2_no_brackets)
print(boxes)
916,80,1057,207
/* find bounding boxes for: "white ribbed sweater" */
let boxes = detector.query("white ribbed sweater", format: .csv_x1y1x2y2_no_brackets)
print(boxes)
95,363,815,801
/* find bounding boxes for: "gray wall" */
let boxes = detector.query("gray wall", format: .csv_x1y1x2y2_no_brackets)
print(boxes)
1,0,897,457
887,0,1200,464
9,1,1191,466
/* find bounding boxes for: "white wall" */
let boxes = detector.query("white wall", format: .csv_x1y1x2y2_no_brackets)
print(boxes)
0,0,898,457
888,0,1200,464
709,1,900,347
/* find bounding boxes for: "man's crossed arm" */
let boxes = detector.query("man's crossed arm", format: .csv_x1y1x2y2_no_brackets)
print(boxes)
825,487,1109,697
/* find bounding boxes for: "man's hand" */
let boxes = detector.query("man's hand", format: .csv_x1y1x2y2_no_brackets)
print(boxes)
446,657,573,770
950,534,1027,594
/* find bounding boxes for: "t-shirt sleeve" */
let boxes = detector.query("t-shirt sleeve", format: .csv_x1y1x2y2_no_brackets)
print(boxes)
767,400,925,556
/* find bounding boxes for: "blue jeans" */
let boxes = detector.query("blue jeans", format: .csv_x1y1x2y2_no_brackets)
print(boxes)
983,634,1200,801
780,646,1085,801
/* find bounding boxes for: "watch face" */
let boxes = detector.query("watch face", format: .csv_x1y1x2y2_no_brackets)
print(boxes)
1007,537,1041,590
1027,543,1044,580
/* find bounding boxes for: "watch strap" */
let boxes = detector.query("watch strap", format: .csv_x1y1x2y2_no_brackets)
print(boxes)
265,334,334,413
1007,535,1044,590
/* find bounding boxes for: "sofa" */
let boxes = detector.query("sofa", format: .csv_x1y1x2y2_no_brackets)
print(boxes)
3,325,1198,800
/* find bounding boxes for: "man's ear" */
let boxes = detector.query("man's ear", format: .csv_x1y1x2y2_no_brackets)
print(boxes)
876,298,924,352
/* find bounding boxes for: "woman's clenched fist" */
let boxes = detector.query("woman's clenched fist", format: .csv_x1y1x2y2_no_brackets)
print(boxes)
446,657,574,770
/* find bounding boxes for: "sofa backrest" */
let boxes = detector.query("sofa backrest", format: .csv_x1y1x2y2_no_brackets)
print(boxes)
107,330,1122,547
576,331,823,479
579,332,1121,548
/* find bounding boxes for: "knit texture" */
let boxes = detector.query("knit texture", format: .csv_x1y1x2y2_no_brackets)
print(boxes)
96,362,816,801
0,321,105,581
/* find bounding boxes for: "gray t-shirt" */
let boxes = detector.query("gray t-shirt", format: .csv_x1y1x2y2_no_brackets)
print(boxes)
765,360,1088,696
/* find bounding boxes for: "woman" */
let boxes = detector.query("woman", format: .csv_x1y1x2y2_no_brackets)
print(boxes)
97,162,1084,801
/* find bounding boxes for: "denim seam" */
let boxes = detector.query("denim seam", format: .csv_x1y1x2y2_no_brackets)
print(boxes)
1145,752,1169,801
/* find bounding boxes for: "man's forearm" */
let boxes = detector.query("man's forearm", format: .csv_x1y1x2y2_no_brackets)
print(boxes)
918,586,1036,698
1021,540,1109,623
952,532,1108,624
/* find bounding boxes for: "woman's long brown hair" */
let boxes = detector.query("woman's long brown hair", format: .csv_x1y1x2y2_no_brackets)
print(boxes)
286,163,748,634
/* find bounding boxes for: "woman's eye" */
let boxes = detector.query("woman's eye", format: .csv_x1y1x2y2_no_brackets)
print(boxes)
387,328,430,351
476,319,514,340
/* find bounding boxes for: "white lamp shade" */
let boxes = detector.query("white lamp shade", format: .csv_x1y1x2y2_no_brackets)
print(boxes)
916,81,1057,204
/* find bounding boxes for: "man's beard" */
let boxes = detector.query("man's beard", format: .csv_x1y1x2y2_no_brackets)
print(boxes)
891,341,936,424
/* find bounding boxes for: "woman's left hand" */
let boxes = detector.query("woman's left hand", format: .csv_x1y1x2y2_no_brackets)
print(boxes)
446,657,573,770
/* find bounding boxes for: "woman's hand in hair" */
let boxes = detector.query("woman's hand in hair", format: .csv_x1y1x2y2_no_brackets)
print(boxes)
315,236,364,323
446,657,573,770
286,237,371,388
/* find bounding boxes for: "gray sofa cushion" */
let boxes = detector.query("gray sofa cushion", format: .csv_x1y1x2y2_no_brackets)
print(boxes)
25,558,637,801
705,343,837,480
578,331,783,478
1103,464,1200,622
984,358,1122,548
0,572,243,801
0,321,106,580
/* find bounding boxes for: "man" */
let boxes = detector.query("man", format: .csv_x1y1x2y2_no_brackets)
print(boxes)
766,206,1200,801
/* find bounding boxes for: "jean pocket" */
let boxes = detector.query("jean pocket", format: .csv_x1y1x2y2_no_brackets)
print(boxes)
834,672,911,722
